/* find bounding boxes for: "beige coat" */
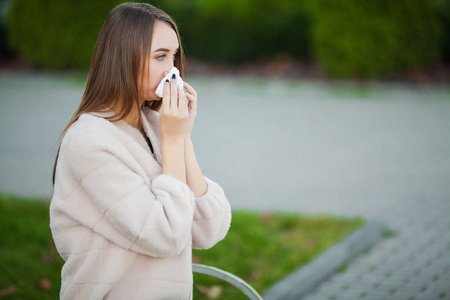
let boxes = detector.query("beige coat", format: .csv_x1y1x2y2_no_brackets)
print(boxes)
50,107,231,299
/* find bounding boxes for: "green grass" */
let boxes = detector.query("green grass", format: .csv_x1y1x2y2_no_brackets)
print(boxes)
0,195,63,299
192,211,364,299
0,194,364,299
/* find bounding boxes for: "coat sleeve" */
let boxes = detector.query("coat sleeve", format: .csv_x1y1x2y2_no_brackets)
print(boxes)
191,177,232,249
59,133,195,258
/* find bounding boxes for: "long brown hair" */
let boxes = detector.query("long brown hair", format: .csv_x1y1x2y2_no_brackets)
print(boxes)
52,2,185,184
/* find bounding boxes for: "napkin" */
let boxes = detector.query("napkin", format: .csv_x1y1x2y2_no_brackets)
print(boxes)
155,67,184,97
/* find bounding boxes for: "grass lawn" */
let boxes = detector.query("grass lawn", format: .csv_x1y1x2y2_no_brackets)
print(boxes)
0,194,364,299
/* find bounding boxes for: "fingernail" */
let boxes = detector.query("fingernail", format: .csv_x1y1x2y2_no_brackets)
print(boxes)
172,74,176,79
165,79,169,82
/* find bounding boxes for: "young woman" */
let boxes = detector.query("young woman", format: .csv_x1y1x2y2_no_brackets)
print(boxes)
50,3,231,299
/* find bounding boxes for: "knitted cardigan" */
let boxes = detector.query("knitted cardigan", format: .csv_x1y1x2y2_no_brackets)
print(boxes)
50,107,231,299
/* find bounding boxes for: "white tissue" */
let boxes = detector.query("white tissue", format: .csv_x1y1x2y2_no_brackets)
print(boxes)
155,67,184,97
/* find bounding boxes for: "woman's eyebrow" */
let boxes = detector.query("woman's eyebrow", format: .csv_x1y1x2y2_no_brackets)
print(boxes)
153,47,179,53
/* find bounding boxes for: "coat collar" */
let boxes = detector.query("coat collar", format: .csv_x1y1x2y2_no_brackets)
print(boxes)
87,108,163,165
141,107,163,164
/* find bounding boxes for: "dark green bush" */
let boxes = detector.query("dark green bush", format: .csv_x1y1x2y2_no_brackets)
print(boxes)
5,0,122,68
0,0,13,58
306,0,443,77
135,0,311,64
438,0,450,62
5,0,311,68
4,0,447,77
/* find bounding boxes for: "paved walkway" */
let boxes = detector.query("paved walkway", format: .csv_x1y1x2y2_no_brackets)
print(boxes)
1,71,449,299
302,196,450,300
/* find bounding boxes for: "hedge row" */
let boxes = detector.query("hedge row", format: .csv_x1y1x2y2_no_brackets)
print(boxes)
152,0,310,63
306,0,443,77
3,0,448,77
4,0,123,68
440,0,450,62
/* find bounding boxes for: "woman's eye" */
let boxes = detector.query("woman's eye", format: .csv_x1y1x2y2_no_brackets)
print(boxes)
157,52,177,61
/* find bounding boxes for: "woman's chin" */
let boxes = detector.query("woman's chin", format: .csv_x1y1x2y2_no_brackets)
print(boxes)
151,93,162,101
146,95,162,101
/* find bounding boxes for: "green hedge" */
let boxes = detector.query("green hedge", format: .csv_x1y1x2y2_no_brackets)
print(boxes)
4,0,448,77
0,0,12,57
152,0,311,63
306,0,443,77
439,0,450,62
5,0,123,68
4,0,311,68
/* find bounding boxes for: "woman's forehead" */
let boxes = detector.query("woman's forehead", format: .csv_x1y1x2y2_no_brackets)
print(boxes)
151,21,179,51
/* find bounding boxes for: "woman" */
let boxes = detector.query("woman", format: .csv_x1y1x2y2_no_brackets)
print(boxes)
50,3,231,299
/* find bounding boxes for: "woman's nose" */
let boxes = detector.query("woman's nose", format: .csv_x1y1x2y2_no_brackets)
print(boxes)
163,62,175,77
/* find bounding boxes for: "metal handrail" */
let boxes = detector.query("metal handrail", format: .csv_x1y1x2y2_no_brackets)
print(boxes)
192,264,263,300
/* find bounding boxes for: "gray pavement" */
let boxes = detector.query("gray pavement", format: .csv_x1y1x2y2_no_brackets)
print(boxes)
1,70,450,299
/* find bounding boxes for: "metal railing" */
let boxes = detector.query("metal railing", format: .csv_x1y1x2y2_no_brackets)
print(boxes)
193,264,263,299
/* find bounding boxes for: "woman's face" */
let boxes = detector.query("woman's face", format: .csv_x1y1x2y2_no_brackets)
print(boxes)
139,21,179,102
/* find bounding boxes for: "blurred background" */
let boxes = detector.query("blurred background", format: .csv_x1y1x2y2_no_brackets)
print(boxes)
0,0,449,212
1,0,449,79
1,0,450,299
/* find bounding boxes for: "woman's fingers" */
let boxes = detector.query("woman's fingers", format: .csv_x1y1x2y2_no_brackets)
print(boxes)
183,82,197,102
185,92,195,101
162,79,170,111
186,94,197,112
183,81,197,114
159,82,188,139
170,75,178,109
183,82,197,95
161,76,188,115
178,87,188,113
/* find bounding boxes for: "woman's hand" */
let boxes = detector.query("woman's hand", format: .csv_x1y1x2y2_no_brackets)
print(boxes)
159,76,189,183
183,82,197,139
159,76,189,140
182,82,207,196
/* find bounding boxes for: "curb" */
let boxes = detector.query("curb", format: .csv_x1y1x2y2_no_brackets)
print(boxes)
262,219,386,300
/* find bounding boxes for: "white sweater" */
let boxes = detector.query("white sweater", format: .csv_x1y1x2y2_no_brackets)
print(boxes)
50,107,232,299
